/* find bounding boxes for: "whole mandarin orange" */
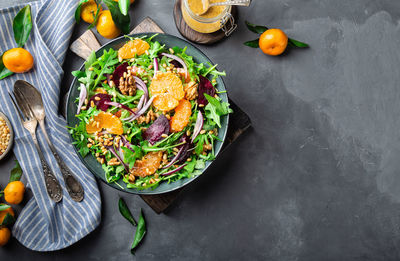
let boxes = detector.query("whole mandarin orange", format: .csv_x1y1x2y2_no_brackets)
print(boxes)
4,181,25,205
3,48,34,73
96,10,121,39
259,29,288,56
0,227,11,247
80,0,102,24
0,207,14,225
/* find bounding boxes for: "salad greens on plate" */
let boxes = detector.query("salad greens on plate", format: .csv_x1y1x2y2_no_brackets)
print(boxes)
69,35,231,190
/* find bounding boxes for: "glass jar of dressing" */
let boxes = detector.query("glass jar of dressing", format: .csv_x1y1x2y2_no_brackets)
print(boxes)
181,0,237,35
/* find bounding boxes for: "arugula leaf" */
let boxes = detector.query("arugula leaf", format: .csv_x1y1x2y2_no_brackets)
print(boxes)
205,101,221,127
203,93,232,128
244,39,259,48
288,38,309,48
103,0,130,35
9,160,22,182
91,49,118,89
131,209,146,254
245,21,268,34
75,0,89,23
184,158,196,173
119,197,137,226
85,51,97,70
0,203,10,211
195,159,205,169
13,5,32,47
123,146,142,169
118,0,130,16
0,54,13,80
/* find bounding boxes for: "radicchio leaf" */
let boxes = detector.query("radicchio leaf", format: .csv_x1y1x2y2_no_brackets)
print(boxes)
143,114,170,145
197,75,215,106
112,62,129,88
89,93,112,111
170,60,182,68
176,134,193,164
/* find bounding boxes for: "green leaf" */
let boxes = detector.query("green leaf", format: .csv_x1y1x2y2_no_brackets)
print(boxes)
244,39,259,48
118,0,130,16
245,21,268,34
0,204,10,211
1,213,15,226
205,102,221,128
87,2,101,30
75,0,89,24
85,51,97,70
131,209,146,254
13,5,32,47
103,0,130,35
9,160,22,182
204,94,232,128
0,54,13,80
118,198,137,226
288,38,309,48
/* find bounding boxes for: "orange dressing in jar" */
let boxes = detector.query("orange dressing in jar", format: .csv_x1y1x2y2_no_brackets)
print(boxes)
181,0,234,34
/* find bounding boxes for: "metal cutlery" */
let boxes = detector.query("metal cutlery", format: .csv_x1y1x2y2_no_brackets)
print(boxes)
13,80,84,202
9,91,63,203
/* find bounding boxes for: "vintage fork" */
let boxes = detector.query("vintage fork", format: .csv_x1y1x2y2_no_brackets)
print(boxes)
9,92,63,203
14,84,84,202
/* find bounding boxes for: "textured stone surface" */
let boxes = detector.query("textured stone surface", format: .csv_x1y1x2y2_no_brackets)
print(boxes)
2,0,400,260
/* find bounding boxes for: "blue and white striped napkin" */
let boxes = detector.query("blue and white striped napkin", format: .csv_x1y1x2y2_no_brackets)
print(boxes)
0,0,101,251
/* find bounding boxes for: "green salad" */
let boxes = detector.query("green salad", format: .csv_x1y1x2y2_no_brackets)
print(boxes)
69,35,232,190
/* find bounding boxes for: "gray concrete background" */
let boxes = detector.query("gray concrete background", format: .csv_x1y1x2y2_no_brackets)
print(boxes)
2,0,400,260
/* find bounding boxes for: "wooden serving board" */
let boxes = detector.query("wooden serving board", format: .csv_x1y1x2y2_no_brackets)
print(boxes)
70,17,251,213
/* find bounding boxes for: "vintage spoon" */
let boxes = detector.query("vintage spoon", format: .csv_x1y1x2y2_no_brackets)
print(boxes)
14,80,85,202
196,0,251,15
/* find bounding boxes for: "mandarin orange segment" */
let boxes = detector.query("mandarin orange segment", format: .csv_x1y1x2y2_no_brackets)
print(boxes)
130,151,163,178
118,39,150,59
170,99,192,132
153,93,180,112
150,72,185,111
86,111,124,135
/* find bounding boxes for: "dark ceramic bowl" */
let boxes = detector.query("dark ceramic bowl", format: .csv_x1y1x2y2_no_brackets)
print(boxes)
66,33,229,195
0,112,14,161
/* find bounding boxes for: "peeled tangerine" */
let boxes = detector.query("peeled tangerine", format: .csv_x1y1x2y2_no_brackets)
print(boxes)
130,151,163,178
86,111,123,135
118,39,150,60
150,72,185,111
170,99,192,132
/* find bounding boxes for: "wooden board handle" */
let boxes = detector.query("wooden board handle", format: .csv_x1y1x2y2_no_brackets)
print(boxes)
70,17,164,60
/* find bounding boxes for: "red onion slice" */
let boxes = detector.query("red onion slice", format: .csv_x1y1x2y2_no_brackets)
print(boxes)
191,111,204,142
137,94,145,110
161,164,187,176
104,101,137,116
161,53,188,78
153,57,159,77
162,146,184,169
122,95,146,121
127,96,156,122
77,83,87,114
120,135,135,152
107,145,129,173
133,76,148,98
118,144,124,161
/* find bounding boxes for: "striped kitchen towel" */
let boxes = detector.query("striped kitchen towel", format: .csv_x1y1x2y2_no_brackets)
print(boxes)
0,0,101,251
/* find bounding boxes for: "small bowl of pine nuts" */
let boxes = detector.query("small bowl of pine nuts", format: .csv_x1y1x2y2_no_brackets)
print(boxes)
0,112,13,160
